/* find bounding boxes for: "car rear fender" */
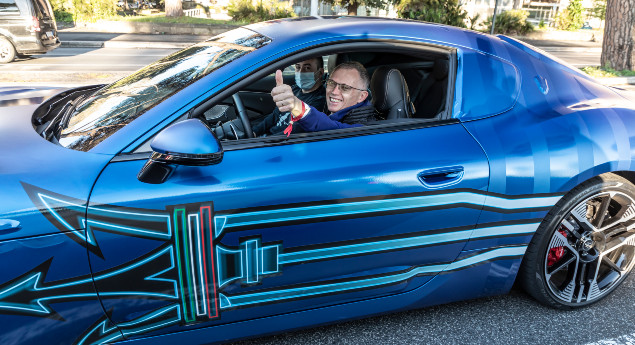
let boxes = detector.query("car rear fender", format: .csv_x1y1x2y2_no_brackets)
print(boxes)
0,29,18,47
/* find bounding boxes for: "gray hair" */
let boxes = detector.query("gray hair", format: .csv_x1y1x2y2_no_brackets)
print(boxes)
332,61,369,90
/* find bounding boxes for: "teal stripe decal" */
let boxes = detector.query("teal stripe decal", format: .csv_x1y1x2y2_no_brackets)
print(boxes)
87,205,170,223
214,192,560,237
85,219,171,240
220,246,527,309
279,223,539,264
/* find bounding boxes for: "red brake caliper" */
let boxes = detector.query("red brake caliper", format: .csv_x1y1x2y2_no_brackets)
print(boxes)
547,229,568,267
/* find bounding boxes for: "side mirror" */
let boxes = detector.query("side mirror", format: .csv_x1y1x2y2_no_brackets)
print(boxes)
138,119,223,184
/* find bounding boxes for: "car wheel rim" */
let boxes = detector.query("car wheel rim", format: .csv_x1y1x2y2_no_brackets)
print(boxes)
0,43,8,59
544,191,635,304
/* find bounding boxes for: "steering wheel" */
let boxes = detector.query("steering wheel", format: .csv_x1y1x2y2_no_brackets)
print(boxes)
232,93,254,139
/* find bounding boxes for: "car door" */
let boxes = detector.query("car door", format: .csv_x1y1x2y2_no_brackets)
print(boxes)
84,121,490,341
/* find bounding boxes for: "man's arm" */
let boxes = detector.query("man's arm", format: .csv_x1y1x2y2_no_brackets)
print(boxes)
272,70,358,133
296,105,361,132
252,109,280,136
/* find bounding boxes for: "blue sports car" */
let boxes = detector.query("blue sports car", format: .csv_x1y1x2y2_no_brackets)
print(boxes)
1,16,634,344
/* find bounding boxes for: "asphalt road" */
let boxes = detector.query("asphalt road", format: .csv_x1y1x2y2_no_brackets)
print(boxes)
0,47,175,83
10,47,172,71
231,277,635,345
545,49,600,67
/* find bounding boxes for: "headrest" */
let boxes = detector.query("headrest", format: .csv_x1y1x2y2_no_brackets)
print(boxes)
371,66,412,119
433,59,449,80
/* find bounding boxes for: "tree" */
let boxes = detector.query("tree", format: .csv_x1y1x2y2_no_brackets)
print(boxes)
396,0,467,27
589,0,606,21
600,0,635,70
165,0,183,16
321,0,390,16
555,0,584,31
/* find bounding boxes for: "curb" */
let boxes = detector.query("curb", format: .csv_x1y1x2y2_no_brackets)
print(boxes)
61,20,238,36
60,40,194,49
539,47,602,53
597,76,635,86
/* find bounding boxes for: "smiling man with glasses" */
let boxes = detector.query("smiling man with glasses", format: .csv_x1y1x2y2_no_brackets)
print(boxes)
271,61,377,135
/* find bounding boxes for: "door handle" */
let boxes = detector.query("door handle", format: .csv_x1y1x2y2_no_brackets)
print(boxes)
418,166,464,189
0,219,21,233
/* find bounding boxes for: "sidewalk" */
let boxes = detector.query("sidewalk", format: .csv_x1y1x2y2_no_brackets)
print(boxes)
58,31,209,49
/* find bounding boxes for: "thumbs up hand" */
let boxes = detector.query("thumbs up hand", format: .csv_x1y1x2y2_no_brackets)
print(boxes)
271,70,300,113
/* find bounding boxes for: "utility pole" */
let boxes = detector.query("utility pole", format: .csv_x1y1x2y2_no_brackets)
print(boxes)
311,0,318,16
490,0,500,34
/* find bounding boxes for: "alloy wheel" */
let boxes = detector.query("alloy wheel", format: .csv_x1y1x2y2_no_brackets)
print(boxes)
544,191,635,304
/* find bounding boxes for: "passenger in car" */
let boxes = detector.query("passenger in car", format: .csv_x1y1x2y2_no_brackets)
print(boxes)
254,57,326,136
271,61,376,135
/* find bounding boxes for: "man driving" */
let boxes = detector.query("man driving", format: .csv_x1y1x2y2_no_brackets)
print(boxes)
271,61,376,135
253,57,326,136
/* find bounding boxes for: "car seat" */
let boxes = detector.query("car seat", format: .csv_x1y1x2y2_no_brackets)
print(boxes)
370,66,414,120
412,59,448,118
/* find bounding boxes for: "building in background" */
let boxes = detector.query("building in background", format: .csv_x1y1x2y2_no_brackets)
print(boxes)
292,0,398,16
199,0,602,30
461,0,601,29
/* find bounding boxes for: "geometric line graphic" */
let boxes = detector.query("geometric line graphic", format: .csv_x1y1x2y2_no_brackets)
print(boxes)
278,222,539,264
169,204,220,324
213,190,561,237
22,182,172,258
218,245,528,309
15,183,553,342
0,244,178,319
75,304,181,345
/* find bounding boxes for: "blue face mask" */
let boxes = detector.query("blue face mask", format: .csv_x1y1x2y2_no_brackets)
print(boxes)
295,71,318,90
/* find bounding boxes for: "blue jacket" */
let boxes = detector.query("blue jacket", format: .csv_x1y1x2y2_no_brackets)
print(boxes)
297,100,372,132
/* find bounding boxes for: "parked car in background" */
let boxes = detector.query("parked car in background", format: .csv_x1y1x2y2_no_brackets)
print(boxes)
0,0,60,63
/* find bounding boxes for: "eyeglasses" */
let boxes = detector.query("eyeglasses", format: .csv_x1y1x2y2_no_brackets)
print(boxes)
325,79,366,93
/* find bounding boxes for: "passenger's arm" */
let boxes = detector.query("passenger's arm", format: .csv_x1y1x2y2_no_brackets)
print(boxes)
296,106,361,132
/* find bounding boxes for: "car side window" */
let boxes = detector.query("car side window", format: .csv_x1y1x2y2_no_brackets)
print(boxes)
0,0,20,14
202,49,451,142
132,46,454,153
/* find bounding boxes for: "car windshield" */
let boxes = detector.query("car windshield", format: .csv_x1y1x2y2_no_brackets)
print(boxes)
58,27,271,151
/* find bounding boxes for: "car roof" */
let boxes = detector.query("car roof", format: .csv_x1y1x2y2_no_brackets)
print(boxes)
244,16,501,55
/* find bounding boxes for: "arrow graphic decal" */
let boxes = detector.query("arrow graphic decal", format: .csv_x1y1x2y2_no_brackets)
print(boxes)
0,245,178,319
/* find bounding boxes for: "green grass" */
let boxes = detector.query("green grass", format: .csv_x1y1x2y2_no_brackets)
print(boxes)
581,66,635,78
109,13,244,25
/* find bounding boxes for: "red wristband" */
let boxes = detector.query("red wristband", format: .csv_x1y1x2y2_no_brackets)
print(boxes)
284,102,306,137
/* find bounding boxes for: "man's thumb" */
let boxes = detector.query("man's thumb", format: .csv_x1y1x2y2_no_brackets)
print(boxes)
275,70,283,86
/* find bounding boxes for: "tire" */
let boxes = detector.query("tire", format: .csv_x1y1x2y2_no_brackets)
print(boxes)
0,37,16,64
520,173,635,309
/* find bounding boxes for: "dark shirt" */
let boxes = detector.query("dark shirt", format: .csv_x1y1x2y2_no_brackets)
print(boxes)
297,100,374,132
253,84,326,136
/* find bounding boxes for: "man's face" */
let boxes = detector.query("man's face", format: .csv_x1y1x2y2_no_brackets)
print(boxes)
326,68,368,113
294,58,324,92
294,59,320,74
